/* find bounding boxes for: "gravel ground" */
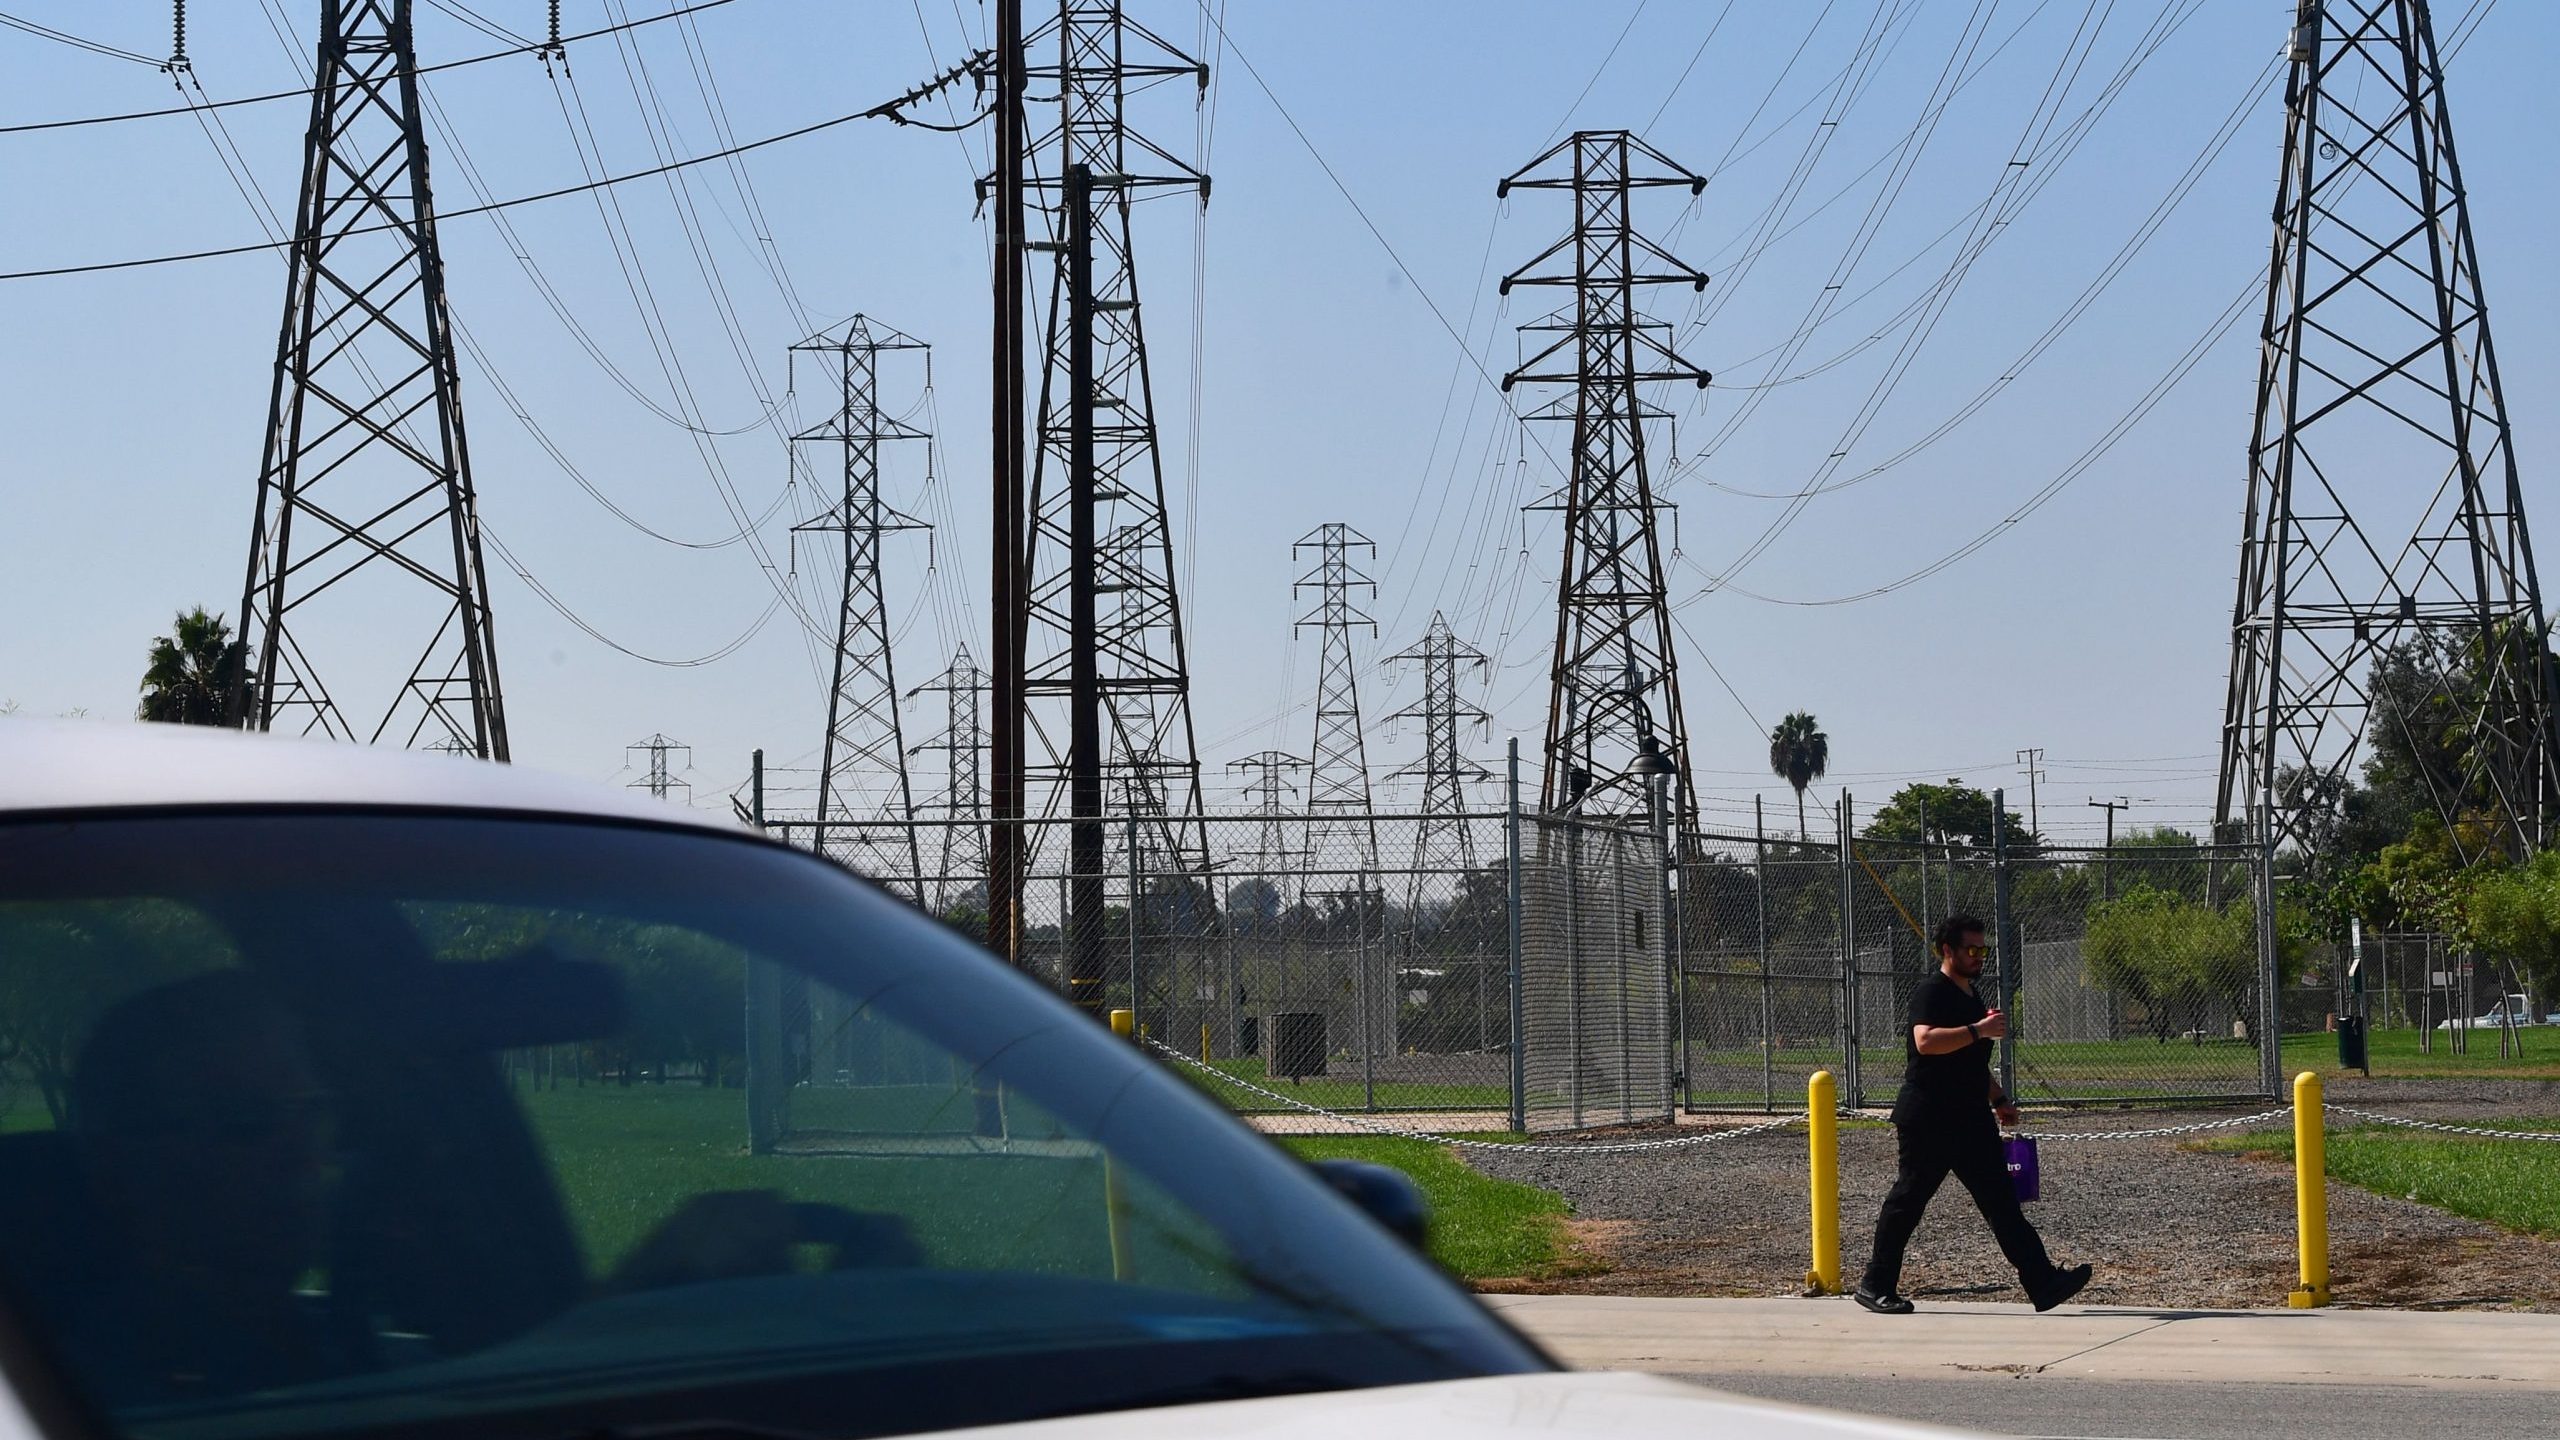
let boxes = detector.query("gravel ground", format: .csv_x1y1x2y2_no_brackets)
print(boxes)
1465,1078,2560,1311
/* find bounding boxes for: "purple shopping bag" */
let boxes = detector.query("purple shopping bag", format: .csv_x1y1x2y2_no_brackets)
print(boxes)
2004,1134,2040,1203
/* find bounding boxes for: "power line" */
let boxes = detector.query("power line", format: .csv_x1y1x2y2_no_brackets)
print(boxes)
0,0,743,134
0,9,160,65
1,53,988,282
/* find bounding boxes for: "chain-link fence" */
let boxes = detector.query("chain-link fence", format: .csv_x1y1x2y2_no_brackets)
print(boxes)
758,810,1523,1136
1517,812,1670,1131
1677,812,2281,1113
749,789,2282,1138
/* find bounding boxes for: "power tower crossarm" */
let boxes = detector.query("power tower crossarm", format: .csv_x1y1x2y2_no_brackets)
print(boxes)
1500,130,1711,832
2216,0,2559,859
790,315,933,904
232,0,507,759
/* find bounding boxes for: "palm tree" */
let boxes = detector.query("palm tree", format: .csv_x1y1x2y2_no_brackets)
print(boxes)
138,607,251,726
1769,711,1829,840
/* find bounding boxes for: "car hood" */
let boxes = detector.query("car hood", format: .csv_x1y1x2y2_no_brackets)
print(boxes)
927,1371,1966,1439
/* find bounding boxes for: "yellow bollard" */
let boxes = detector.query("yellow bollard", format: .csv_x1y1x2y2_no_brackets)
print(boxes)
2289,1070,2328,1308
1109,1008,1134,1039
1201,1022,1214,1063
1806,1070,1841,1295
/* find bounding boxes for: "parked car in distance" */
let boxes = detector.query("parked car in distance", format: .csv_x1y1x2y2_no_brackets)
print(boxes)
0,722,1962,1440
2435,994,2544,1029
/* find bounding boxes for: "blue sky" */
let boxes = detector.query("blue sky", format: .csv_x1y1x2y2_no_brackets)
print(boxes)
2,0,2554,842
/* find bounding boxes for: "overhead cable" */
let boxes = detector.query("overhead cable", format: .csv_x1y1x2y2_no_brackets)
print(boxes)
0,51,990,281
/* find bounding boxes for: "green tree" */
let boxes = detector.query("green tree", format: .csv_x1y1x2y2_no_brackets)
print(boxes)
1862,781,2035,853
138,606,252,726
1768,711,1829,841
2083,884,2305,1043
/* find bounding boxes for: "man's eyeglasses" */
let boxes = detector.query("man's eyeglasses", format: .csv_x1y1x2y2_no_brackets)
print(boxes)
1953,943,1991,958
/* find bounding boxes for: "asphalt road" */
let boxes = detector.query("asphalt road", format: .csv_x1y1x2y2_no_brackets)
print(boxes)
1679,1372,2553,1439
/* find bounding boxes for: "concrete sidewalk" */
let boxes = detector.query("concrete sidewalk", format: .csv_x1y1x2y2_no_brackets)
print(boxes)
1485,1294,2560,1391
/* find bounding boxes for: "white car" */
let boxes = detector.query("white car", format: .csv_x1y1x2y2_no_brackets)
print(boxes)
0,722,1951,1440
2435,995,2543,1029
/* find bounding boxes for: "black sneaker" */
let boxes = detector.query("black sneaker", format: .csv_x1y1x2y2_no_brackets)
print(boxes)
2031,1263,2092,1313
1852,1285,1915,1315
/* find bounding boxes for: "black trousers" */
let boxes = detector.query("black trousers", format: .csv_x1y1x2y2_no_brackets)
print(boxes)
1860,1109,2055,1296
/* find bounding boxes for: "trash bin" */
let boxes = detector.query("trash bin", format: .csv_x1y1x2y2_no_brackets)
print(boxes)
2337,1013,2368,1073
1273,1011,1327,1080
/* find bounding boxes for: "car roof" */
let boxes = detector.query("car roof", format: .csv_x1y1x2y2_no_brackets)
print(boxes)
0,719,740,834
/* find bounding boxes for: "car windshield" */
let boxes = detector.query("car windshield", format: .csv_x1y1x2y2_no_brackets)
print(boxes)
0,811,1544,1440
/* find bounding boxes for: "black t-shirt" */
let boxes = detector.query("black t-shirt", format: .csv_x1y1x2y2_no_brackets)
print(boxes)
1893,971,1992,1122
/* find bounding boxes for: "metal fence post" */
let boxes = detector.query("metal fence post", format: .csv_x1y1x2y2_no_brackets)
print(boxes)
1659,782,1683,1120
1126,817,1142,1039
2257,836,2282,1097
1843,789,1863,1101
1992,787,2018,1103
1756,795,1773,1112
1360,874,1378,1112
1506,740,1527,1134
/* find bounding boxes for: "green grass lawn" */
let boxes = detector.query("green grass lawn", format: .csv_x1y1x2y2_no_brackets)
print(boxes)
518,1084,1127,1278
1277,1136,1571,1280
1186,1056,1510,1112
2197,1118,2560,1236
528,1088,1572,1283
2280,1026,2560,1080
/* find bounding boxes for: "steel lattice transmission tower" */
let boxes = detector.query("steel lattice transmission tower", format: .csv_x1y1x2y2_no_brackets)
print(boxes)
791,316,932,900
1295,525,1382,898
2216,0,2559,857
1500,132,1710,830
909,645,988,912
1229,750,1307,902
628,734,690,803
1390,612,1493,900
1017,4,1211,871
233,0,506,757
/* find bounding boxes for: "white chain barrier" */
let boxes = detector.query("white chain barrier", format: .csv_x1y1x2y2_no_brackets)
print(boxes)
2328,1105,2560,1142
1151,1041,2559,1153
2019,1108,2295,1143
1146,1038,1808,1154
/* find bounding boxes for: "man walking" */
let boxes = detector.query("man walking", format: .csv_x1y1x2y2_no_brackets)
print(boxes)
1854,914,2092,1315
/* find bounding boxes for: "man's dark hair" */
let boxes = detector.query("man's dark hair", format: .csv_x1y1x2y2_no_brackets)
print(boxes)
1933,914,1986,957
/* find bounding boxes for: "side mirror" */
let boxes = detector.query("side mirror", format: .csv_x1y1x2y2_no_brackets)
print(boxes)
1307,1158,1430,1252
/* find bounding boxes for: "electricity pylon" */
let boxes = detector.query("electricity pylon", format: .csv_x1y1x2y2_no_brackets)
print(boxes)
1390,612,1493,899
791,316,930,901
1017,4,1212,876
2216,0,2559,858
628,734,690,803
1296,525,1382,896
908,644,988,913
1230,750,1307,910
233,0,506,757
1500,131,1709,832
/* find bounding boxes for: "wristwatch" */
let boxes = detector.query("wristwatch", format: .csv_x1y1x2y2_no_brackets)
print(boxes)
1965,1020,1980,1039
